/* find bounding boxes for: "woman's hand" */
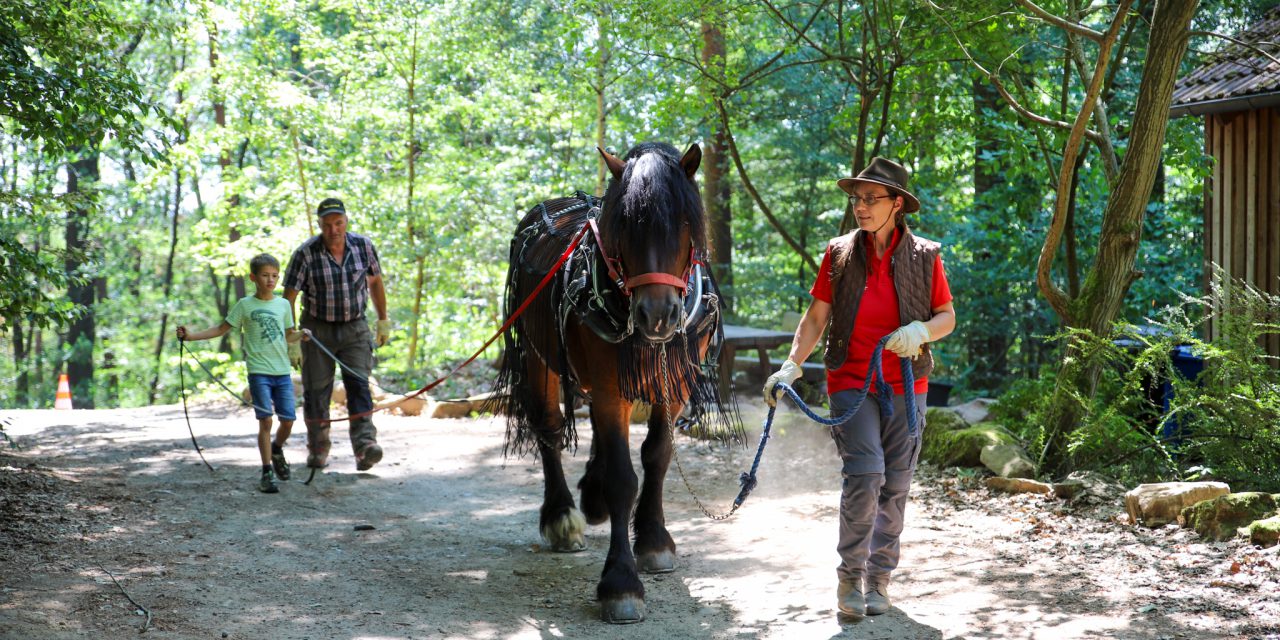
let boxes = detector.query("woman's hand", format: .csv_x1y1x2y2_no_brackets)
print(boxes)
886,321,930,358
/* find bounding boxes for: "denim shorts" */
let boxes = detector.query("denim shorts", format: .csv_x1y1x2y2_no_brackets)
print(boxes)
248,373,297,421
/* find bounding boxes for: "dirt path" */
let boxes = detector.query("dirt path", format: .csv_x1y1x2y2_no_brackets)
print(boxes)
1,403,1276,639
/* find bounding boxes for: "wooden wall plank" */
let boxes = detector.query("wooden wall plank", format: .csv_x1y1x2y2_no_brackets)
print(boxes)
1247,108,1258,284
1270,108,1280,361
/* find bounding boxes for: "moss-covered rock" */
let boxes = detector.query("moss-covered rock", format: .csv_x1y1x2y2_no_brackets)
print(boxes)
1180,492,1278,541
1246,515,1280,548
925,407,969,432
922,421,1015,468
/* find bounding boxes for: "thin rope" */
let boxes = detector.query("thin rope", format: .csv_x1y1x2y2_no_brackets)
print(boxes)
177,341,219,472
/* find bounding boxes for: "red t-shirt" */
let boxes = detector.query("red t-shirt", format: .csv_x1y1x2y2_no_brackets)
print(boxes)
810,228,952,394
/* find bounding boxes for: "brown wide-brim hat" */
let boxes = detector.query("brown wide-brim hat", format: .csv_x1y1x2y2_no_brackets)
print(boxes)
837,157,920,214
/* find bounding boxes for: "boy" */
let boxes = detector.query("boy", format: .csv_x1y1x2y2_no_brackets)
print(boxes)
177,253,304,493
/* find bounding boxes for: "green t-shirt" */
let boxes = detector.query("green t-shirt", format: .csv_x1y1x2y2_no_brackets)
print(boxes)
226,295,295,376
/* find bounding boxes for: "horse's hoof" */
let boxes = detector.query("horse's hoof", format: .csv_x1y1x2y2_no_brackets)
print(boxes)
542,508,587,553
550,535,585,553
600,596,646,624
637,549,676,574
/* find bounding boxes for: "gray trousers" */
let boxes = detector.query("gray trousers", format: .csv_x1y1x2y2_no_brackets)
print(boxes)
300,316,378,460
829,388,926,583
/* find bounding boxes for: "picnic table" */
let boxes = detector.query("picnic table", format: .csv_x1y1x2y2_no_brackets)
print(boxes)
719,324,796,398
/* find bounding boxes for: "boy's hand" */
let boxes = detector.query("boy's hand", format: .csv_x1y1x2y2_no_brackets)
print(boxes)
288,341,303,369
176,326,188,341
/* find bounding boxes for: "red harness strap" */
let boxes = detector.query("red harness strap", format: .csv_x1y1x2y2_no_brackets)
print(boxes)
306,221,593,426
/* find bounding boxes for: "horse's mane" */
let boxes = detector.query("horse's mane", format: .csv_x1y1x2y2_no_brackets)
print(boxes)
599,142,706,259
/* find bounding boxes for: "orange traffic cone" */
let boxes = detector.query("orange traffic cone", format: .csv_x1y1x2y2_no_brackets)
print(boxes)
54,373,73,410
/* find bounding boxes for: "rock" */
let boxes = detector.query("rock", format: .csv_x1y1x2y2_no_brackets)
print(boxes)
1065,470,1125,502
331,381,347,406
426,391,502,419
950,398,996,425
1052,479,1087,500
924,407,968,432
1123,482,1230,528
922,421,1015,468
1246,515,1280,547
980,443,1036,479
986,476,1053,495
1180,492,1278,541
381,394,426,417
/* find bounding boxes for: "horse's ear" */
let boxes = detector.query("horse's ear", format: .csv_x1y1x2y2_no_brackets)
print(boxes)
597,147,626,181
679,143,702,179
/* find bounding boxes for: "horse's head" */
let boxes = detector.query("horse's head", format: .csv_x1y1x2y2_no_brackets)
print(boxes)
598,142,704,344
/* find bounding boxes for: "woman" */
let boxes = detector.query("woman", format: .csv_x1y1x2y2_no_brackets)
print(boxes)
764,157,956,618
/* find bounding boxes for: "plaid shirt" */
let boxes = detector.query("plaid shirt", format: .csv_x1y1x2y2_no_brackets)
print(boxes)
284,232,382,322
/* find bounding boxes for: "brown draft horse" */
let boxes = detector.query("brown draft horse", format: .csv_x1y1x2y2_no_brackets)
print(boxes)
491,142,739,623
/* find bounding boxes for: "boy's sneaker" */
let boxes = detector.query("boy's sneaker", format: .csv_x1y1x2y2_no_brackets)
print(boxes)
271,452,291,481
258,469,279,494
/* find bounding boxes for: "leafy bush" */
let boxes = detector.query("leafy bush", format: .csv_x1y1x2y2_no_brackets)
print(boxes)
994,267,1280,490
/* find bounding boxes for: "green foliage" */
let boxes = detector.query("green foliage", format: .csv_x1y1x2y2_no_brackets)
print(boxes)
0,0,161,157
991,268,1280,491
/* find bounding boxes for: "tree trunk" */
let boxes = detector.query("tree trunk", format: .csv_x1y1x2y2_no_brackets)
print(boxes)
701,19,733,314
1039,0,1200,476
150,169,182,404
971,76,1009,390
65,149,99,409
13,316,27,406
406,23,424,372
208,20,245,305
594,5,612,197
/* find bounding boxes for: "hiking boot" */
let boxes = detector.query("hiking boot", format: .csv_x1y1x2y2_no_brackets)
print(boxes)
355,443,383,471
258,469,279,494
865,575,891,615
271,452,291,481
836,579,865,617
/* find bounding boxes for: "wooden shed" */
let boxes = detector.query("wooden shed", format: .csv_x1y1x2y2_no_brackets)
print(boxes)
1170,7,1280,357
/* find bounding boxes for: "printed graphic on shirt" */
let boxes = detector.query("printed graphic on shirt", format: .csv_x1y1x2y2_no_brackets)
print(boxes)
250,309,284,343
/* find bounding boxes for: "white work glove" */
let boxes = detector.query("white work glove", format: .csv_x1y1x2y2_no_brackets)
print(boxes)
288,341,303,369
375,318,392,347
762,359,803,407
885,320,931,358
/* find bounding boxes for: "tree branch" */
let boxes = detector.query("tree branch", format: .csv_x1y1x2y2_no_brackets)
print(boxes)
1016,0,1103,41
715,99,818,273
1037,0,1135,321
1190,30,1280,67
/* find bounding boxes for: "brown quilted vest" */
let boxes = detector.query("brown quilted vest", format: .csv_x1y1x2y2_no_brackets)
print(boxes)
823,223,941,382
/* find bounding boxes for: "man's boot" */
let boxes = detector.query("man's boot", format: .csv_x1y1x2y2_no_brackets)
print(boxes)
836,578,865,617
306,423,331,468
865,574,892,615
351,419,381,471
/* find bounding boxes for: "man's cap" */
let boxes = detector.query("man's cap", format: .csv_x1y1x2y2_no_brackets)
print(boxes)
836,157,920,213
317,197,346,217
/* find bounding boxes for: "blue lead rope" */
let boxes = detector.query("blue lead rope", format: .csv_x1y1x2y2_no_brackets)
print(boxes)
732,334,920,509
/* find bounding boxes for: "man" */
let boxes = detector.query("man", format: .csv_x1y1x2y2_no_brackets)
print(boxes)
284,197,392,471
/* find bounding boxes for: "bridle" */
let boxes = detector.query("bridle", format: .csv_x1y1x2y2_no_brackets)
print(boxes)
588,217,700,297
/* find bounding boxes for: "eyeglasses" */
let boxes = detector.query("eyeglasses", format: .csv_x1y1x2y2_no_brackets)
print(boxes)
848,193,894,206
